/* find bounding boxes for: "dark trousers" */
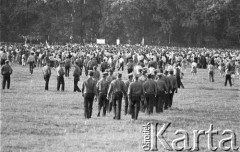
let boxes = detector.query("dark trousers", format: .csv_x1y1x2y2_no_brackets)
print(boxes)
2,75,10,89
169,89,176,108
164,93,169,109
57,76,65,91
130,96,141,120
225,74,232,86
84,93,95,119
124,96,129,115
29,62,34,74
157,91,164,113
65,66,70,77
176,76,184,88
98,93,108,116
84,66,88,76
209,71,214,82
74,76,80,92
118,63,124,71
145,94,156,115
127,69,133,74
140,96,146,112
44,74,50,90
112,92,123,120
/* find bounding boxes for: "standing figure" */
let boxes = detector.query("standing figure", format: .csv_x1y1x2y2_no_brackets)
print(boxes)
82,70,97,122
96,72,109,117
107,73,127,120
27,52,36,74
56,62,65,91
124,73,133,115
1,60,13,89
73,62,81,92
143,73,157,115
128,74,143,120
42,62,51,90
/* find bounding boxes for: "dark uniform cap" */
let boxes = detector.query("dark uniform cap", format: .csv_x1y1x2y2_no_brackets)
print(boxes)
117,73,122,77
146,73,152,77
88,70,94,75
5,60,9,63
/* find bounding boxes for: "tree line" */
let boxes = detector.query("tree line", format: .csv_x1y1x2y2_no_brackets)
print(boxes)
1,0,240,47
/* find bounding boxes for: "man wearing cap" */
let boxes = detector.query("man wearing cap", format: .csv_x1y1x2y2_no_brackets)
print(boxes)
168,69,178,109
128,73,143,120
96,72,109,117
124,73,133,115
82,70,97,120
143,73,157,115
155,73,168,113
1,60,13,89
107,73,127,120
106,69,116,113
73,62,81,92
56,62,65,91
27,52,36,74
42,62,51,90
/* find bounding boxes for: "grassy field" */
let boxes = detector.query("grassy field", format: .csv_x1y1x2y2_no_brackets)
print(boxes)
1,64,240,152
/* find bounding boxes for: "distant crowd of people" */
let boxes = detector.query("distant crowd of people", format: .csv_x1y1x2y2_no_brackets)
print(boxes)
1,43,240,123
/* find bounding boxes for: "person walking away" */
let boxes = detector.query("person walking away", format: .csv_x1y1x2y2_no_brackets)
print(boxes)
155,73,168,113
73,62,81,92
1,50,7,66
107,73,127,120
56,62,65,91
128,73,143,121
1,60,13,89
168,69,178,109
96,72,109,117
124,73,133,115
81,70,97,124
118,56,124,71
42,62,51,90
143,73,157,115
27,52,36,74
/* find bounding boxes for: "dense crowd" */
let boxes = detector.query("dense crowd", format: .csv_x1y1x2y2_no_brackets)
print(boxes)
1,43,240,122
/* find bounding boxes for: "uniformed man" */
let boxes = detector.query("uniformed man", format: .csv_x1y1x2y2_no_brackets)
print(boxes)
163,70,170,110
96,72,109,117
143,73,157,115
128,73,143,120
107,73,126,120
56,62,65,91
42,62,51,90
27,52,36,74
124,73,133,115
1,60,13,89
73,61,81,92
106,69,116,113
168,69,178,109
82,70,97,120
155,73,168,113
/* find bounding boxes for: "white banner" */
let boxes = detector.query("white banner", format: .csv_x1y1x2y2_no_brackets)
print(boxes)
96,39,105,45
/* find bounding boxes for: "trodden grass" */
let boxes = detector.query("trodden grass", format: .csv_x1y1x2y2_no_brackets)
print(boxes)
1,64,240,152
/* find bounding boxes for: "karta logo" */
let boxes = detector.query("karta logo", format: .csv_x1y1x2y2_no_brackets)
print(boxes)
142,123,239,151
